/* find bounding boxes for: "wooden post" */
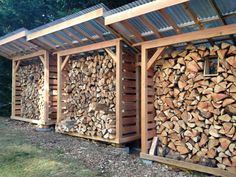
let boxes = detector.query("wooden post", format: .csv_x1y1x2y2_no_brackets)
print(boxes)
57,54,62,124
115,40,122,143
136,54,141,137
43,51,50,125
141,46,148,153
11,60,16,118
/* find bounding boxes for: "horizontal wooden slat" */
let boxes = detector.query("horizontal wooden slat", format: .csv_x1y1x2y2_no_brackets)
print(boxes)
122,71,136,79
123,95,137,102
123,125,137,134
123,117,137,125
122,110,136,117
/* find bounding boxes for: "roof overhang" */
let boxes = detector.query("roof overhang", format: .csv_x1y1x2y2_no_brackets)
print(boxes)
104,0,236,47
27,8,104,41
0,28,41,59
105,0,189,25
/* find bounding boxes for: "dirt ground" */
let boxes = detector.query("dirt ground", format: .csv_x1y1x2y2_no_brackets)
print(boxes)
0,117,213,177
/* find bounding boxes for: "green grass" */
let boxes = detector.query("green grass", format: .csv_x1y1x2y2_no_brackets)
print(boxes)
0,118,100,177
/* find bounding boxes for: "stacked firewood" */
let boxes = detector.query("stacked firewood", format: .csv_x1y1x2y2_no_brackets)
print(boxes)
17,63,44,120
57,53,116,140
151,43,236,171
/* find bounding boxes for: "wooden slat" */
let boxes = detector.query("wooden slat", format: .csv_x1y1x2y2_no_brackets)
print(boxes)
122,110,136,117
140,153,235,177
123,117,137,125
123,95,137,102
123,125,137,134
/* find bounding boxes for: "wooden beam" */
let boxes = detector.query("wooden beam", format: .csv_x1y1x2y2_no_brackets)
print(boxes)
115,40,122,143
182,2,214,46
105,0,189,25
147,47,165,70
37,37,57,50
0,29,27,46
104,48,116,63
141,46,148,153
135,23,236,49
140,153,235,177
39,56,46,66
12,50,45,60
27,8,104,40
159,9,181,34
15,60,21,72
209,0,236,45
63,29,83,43
53,32,76,47
11,60,16,117
55,38,122,57
43,51,50,125
43,35,67,50
72,26,94,41
138,15,162,38
57,54,62,124
135,54,141,141
84,22,105,40
96,18,138,51
121,21,145,42
61,55,70,71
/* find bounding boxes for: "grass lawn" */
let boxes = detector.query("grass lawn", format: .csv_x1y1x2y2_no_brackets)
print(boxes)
0,118,99,177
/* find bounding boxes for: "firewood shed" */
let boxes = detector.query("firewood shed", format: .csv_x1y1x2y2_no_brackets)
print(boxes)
26,4,140,144
0,28,57,127
104,0,236,176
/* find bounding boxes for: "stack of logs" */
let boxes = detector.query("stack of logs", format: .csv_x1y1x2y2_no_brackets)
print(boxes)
57,53,116,140
151,43,236,171
17,62,44,120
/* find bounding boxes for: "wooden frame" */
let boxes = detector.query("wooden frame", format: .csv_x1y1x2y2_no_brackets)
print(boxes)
203,56,219,77
56,38,140,144
11,50,57,126
140,25,236,176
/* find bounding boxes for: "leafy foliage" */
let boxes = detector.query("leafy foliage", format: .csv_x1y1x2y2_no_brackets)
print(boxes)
0,0,135,116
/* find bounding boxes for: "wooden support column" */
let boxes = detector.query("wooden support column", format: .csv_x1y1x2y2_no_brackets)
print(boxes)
116,40,122,143
43,51,50,125
57,54,62,124
141,46,148,153
136,54,141,137
11,60,16,118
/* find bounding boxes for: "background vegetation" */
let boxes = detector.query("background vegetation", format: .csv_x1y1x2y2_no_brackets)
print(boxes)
0,0,135,116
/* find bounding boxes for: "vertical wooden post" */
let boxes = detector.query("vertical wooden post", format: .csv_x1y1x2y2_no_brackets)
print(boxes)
141,45,148,153
115,40,122,143
11,60,16,118
43,51,50,125
57,54,62,124
136,54,141,137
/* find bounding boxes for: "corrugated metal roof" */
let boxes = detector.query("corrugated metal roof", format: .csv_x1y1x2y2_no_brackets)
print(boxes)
26,3,120,52
0,28,41,58
105,0,236,45
30,4,109,33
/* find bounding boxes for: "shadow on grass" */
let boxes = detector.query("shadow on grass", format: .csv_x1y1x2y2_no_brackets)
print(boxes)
0,118,101,177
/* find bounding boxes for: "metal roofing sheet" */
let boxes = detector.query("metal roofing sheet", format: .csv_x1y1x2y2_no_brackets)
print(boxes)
105,0,236,45
0,28,41,58
30,4,108,33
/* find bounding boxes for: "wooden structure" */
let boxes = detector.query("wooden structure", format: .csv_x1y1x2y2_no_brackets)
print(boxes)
26,4,140,144
0,29,57,126
105,0,236,176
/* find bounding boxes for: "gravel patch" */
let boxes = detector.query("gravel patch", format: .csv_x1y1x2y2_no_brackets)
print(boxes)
4,118,214,177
